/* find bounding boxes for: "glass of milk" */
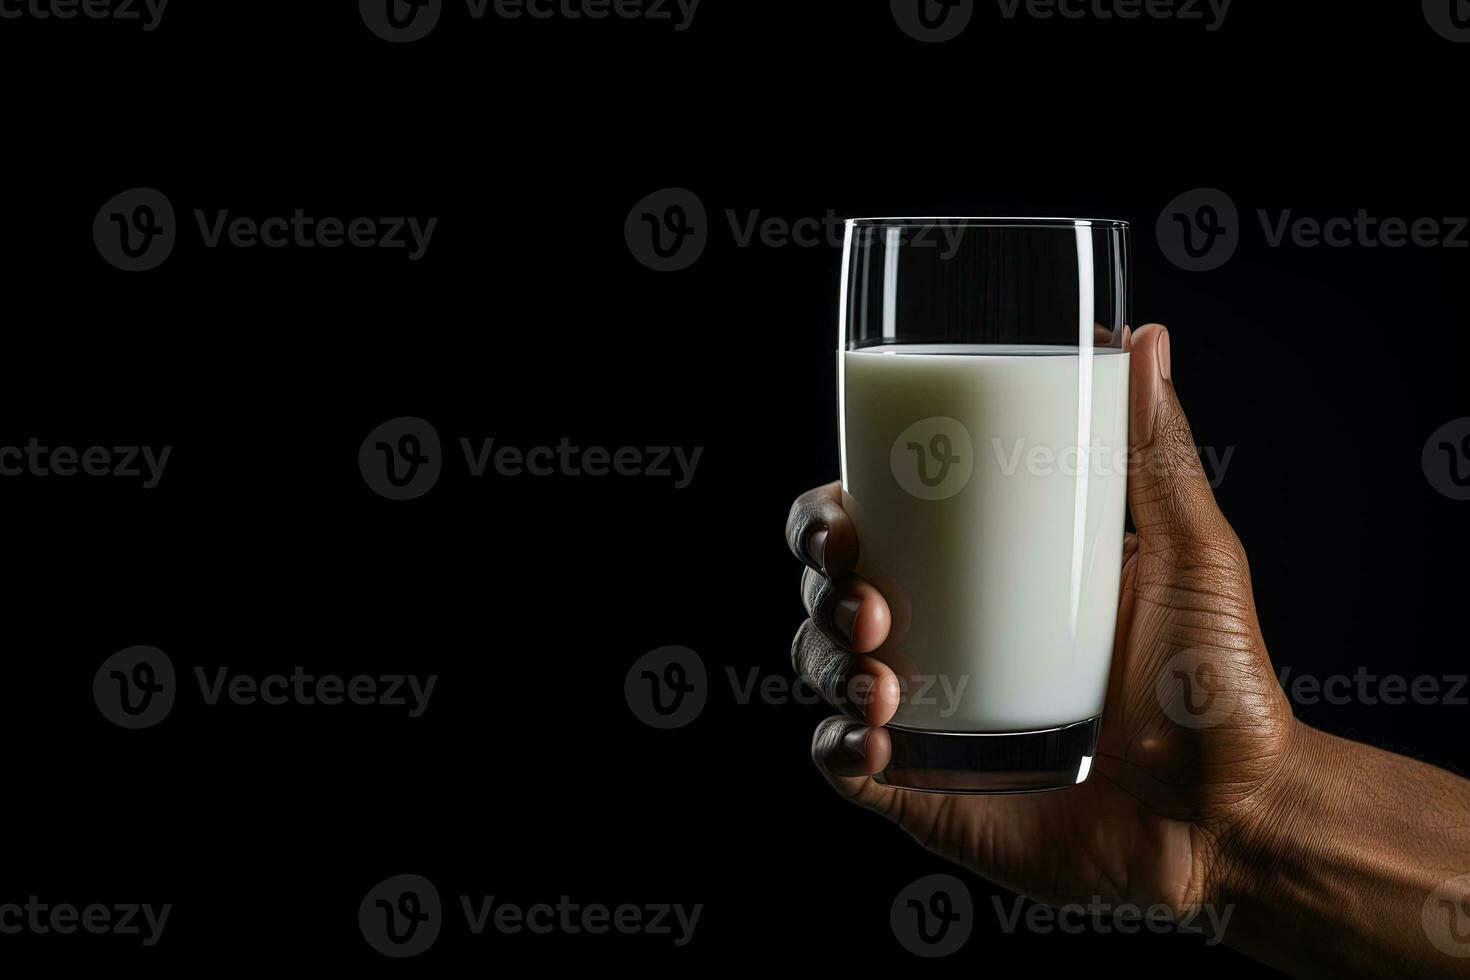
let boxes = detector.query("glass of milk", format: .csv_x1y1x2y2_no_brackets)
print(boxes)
839,218,1131,793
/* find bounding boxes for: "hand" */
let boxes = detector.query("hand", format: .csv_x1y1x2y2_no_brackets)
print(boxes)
786,324,1297,920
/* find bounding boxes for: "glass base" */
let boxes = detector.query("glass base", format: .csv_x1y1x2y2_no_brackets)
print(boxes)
874,716,1101,794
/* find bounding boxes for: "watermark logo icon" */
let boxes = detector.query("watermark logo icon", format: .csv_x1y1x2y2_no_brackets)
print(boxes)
891,0,974,42
625,188,707,271
94,188,176,272
1157,188,1239,271
94,646,176,729
891,874,973,957
360,0,442,42
1423,418,1470,501
1156,648,1236,728
360,417,443,500
1424,0,1470,41
1423,874,1470,957
625,645,707,729
891,417,974,500
361,874,442,958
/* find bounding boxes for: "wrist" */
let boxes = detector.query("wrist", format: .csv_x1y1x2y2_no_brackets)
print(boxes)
1194,714,1470,977
1204,718,1348,914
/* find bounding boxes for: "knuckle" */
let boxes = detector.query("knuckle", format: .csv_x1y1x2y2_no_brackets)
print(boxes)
786,498,818,555
810,715,856,765
789,619,814,675
791,619,848,701
801,565,832,614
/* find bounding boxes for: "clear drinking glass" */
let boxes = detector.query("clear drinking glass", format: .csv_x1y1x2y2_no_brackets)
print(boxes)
838,217,1131,793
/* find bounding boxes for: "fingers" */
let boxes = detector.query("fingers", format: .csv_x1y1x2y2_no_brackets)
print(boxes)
788,482,897,721
811,717,950,844
800,567,892,653
812,715,891,778
1125,324,1234,543
785,481,858,579
787,488,940,837
790,620,900,725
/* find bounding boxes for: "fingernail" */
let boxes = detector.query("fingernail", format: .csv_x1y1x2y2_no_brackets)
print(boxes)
1158,329,1172,382
1121,324,1132,351
831,596,861,645
841,726,870,763
805,527,828,574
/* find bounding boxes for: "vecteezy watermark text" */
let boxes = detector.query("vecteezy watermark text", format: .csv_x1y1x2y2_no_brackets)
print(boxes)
359,0,701,43
94,188,437,271
359,874,701,958
194,209,436,259
624,191,970,271
460,438,701,488
889,419,1234,502
1257,210,1469,250
1156,650,1469,731
360,417,703,500
460,895,701,946
0,439,170,488
889,874,1232,958
624,645,975,729
991,436,1235,488
891,0,1231,42
1158,187,1468,271
0,897,171,946
93,646,437,729
995,0,1231,30
992,895,1233,946
0,0,168,30
1277,665,1468,707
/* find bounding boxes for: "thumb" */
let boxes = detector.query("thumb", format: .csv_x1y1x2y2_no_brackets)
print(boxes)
1125,323,1229,541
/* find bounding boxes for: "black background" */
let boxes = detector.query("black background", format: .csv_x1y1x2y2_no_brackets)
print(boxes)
1,1,1466,975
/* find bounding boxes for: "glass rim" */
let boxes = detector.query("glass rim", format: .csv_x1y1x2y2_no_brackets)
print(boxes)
845,216,1129,229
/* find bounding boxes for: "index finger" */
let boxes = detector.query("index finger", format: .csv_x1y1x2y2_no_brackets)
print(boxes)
785,481,858,579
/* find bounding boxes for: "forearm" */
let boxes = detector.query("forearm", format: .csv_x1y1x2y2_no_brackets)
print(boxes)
1210,721,1470,978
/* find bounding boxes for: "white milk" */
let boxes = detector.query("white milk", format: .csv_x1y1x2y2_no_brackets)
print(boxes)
840,344,1129,732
